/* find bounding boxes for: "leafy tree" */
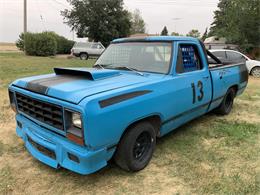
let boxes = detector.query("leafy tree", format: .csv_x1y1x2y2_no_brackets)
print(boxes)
186,29,201,38
201,28,208,41
130,9,146,34
61,0,131,46
161,26,168,36
210,0,260,52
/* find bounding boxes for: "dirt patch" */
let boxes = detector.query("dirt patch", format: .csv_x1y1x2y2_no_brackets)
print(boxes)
0,43,19,52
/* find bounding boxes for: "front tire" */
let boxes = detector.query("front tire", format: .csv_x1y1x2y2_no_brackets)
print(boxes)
79,53,89,60
114,122,156,172
251,67,260,78
215,88,235,115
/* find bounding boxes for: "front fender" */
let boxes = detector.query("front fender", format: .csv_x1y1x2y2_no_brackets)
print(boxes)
80,88,167,149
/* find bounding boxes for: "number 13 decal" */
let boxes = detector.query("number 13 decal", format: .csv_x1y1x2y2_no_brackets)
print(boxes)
191,81,204,104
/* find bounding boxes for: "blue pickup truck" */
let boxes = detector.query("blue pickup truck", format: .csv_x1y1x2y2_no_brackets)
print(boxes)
8,36,248,175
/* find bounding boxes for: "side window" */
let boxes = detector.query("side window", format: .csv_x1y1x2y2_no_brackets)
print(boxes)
212,51,227,60
76,42,89,48
226,51,245,61
97,44,103,49
176,45,202,73
91,44,101,49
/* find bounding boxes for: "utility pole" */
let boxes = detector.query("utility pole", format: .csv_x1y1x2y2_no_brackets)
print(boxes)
24,0,27,33
23,0,27,52
172,18,182,33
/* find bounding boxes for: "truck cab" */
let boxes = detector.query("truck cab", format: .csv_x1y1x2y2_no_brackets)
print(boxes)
9,36,248,175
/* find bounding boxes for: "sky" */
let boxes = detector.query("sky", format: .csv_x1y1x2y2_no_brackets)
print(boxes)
0,0,219,43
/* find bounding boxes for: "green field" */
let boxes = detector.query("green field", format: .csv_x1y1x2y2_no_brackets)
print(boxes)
0,53,259,194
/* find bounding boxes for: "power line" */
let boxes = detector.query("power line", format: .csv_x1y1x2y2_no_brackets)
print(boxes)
35,0,47,31
128,0,218,7
52,0,71,9
49,0,64,12
24,0,27,33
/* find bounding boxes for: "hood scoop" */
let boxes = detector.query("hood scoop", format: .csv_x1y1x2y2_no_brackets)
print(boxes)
54,67,120,80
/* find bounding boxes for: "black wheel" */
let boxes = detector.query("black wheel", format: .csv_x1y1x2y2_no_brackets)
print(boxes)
79,53,89,60
251,67,260,78
114,122,156,172
215,88,236,115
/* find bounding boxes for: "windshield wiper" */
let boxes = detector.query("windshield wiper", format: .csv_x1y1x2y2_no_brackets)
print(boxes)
94,64,144,76
93,63,113,69
114,66,144,76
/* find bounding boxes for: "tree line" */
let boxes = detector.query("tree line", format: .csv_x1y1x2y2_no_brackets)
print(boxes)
17,0,259,56
160,26,202,39
158,0,259,53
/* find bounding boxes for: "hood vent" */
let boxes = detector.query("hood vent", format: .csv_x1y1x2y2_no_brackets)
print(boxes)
54,67,120,81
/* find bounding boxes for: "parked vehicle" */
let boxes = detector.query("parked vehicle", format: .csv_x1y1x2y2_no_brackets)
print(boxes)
9,36,248,175
71,42,105,60
209,49,260,78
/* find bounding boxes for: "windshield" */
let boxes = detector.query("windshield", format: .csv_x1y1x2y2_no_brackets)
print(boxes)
95,42,172,74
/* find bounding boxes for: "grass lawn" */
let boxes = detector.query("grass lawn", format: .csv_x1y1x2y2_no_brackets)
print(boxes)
0,52,259,194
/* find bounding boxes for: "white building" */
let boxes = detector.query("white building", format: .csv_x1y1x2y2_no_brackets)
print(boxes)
204,36,238,50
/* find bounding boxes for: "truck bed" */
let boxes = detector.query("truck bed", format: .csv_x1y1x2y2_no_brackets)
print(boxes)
208,62,248,111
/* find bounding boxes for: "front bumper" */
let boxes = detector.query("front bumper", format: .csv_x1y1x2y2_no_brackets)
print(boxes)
15,114,114,175
71,52,80,57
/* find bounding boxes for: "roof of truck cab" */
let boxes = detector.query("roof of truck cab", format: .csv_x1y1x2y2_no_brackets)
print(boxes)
112,36,199,43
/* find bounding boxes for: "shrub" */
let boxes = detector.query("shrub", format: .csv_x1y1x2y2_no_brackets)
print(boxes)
24,32,57,56
15,33,25,51
47,32,75,54
16,31,74,56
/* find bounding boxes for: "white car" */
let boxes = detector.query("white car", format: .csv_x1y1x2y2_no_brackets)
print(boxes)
209,49,260,78
71,42,105,60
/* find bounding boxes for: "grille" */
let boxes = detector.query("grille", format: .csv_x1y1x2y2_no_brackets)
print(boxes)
16,93,64,130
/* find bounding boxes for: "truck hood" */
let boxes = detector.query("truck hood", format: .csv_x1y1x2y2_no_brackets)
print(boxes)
12,68,161,104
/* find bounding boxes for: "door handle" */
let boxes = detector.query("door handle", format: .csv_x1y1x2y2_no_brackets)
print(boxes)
203,76,209,80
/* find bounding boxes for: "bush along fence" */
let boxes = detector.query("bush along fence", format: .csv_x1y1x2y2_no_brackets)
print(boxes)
16,31,75,56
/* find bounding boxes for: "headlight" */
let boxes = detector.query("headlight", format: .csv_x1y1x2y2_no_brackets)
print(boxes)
65,109,84,146
72,112,82,129
8,90,17,112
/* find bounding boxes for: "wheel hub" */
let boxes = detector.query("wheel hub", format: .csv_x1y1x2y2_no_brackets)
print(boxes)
133,132,152,160
225,93,233,108
252,68,260,78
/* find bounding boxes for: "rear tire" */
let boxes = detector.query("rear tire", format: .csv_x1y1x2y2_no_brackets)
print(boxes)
79,53,89,60
214,88,235,115
114,122,156,172
251,67,260,78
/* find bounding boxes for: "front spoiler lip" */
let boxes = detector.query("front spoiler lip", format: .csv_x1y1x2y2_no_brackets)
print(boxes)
15,114,112,175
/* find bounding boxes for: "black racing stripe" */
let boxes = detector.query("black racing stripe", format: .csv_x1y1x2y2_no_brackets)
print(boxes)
26,75,84,94
162,95,226,125
99,90,152,108
211,95,224,103
26,82,48,95
162,102,210,125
